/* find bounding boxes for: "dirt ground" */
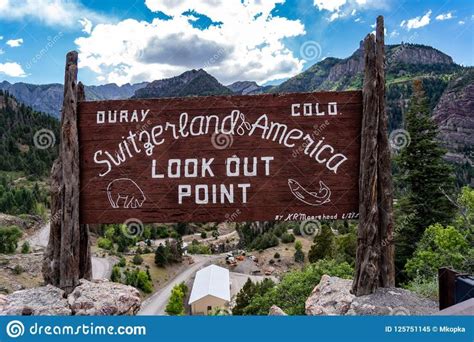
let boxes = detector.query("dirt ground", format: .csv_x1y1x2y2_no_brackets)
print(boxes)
0,252,44,294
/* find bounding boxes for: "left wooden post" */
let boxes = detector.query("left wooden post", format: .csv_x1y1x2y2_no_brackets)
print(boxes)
43,51,92,294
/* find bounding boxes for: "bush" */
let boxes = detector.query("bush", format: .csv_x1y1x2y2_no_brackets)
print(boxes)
405,275,438,301
269,259,275,265
111,266,121,282
281,232,295,244
97,237,113,250
293,225,302,236
0,226,22,254
117,257,126,267
166,282,188,315
200,231,207,239
238,259,353,315
405,223,471,280
21,241,30,254
294,241,304,263
188,242,211,255
273,252,280,259
13,265,23,275
308,225,334,263
334,230,357,265
132,254,143,265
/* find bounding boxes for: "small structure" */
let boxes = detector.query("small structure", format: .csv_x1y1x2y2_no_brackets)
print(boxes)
188,265,230,315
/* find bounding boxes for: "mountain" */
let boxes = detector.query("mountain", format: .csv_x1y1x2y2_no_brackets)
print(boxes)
0,90,59,177
432,68,474,184
133,69,232,99
0,81,148,117
226,81,273,95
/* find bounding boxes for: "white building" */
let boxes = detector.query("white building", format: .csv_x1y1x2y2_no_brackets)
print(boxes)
188,264,230,315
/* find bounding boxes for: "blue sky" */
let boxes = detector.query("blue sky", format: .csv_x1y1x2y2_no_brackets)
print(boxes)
0,0,472,86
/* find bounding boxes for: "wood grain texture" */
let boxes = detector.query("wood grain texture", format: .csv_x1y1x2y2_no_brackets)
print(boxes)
78,91,362,224
352,33,380,296
375,16,395,287
43,53,91,293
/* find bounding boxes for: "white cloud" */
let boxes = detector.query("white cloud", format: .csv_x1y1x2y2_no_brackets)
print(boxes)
389,30,399,38
435,12,453,21
6,38,23,47
0,48,4,55
76,0,306,85
79,17,92,34
314,0,346,12
400,10,432,30
0,36,3,40
314,0,387,22
0,0,107,28
0,62,26,77
458,20,465,25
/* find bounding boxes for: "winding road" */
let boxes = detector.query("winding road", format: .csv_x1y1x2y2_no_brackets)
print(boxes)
27,222,114,279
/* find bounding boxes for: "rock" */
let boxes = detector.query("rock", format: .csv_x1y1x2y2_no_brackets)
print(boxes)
305,275,355,315
268,305,287,316
0,285,71,315
68,279,141,315
305,275,438,316
347,287,438,316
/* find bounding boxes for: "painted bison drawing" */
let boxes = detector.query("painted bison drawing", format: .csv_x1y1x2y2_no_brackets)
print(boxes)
106,178,146,209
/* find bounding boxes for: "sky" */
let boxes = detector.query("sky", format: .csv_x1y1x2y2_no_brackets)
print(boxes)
0,0,472,86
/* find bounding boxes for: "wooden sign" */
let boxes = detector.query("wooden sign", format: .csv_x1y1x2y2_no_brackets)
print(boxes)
78,91,362,224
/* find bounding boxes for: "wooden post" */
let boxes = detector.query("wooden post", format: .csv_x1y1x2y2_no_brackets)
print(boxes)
375,16,395,287
43,52,91,293
352,16,395,295
352,33,380,296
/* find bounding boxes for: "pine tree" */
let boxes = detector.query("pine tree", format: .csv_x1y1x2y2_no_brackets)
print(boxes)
308,225,334,263
395,79,456,278
154,244,167,267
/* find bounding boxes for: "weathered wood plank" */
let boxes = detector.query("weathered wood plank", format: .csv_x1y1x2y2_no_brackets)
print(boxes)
352,33,380,296
375,15,395,287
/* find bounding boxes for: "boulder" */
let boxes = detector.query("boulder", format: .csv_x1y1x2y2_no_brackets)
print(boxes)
305,275,355,315
68,279,141,315
305,275,438,316
268,305,287,316
0,285,71,315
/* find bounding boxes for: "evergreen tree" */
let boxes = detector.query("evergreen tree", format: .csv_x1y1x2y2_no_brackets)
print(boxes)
308,225,334,263
155,244,167,267
395,80,456,277
232,278,256,315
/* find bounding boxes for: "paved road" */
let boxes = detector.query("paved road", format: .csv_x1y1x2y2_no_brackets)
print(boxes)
27,222,114,279
138,254,221,315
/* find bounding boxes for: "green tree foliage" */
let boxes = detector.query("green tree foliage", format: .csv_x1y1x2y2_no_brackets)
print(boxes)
280,232,295,243
21,241,30,254
0,175,48,215
0,91,59,177
97,237,113,250
123,268,153,293
110,265,121,282
132,254,143,265
187,240,211,254
294,241,305,263
233,259,353,315
0,226,22,253
154,239,183,267
333,228,357,266
232,278,275,315
236,222,279,250
165,282,188,315
308,225,334,263
395,80,456,275
405,223,472,279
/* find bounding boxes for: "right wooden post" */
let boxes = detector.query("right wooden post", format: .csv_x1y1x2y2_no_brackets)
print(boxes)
352,15,395,296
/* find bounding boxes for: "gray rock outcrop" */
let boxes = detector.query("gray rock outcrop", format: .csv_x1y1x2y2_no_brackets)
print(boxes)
305,275,438,316
0,279,141,316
